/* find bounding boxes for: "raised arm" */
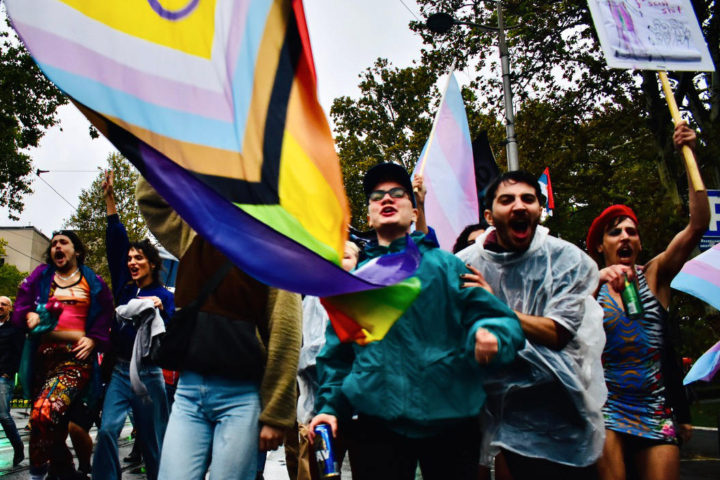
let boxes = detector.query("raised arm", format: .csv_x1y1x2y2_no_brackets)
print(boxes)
103,170,132,298
412,173,428,234
103,170,117,216
646,122,710,305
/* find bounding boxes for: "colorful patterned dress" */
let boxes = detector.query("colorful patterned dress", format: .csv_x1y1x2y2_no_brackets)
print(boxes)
598,268,677,443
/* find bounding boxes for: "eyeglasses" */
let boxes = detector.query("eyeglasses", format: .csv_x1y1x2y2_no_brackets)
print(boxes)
368,187,408,202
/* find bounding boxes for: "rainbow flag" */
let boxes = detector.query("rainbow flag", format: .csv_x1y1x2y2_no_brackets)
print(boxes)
5,1,421,319
412,72,478,251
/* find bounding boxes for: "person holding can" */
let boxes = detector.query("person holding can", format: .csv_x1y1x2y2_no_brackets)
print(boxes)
308,163,525,480
586,121,709,480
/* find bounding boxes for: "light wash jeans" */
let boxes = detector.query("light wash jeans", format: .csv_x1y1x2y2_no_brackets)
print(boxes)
92,361,169,480
158,371,261,480
0,376,23,454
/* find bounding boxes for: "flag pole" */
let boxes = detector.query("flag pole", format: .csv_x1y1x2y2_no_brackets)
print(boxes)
658,71,705,192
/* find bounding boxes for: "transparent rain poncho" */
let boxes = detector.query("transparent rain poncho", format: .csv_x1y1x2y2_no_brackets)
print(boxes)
458,226,607,466
297,296,330,424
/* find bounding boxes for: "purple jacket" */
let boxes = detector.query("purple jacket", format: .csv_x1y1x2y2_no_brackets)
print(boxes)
12,264,114,352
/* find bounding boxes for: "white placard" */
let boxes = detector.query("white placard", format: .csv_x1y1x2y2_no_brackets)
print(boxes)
587,0,715,71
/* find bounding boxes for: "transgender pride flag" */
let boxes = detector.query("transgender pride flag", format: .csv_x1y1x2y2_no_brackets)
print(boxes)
672,243,720,383
671,242,720,311
683,340,720,384
413,73,478,251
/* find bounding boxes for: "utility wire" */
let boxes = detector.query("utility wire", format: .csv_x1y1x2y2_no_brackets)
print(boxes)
399,0,420,21
1,241,44,265
40,169,98,173
35,175,77,210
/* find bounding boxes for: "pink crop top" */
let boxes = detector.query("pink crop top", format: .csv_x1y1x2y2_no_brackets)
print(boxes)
50,275,90,332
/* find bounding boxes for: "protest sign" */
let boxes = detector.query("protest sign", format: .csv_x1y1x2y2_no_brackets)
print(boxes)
587,0,714,72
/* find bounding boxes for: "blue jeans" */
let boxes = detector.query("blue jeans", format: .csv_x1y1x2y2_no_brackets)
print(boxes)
92,361,169,480
0,376,23,454
158,371,260,480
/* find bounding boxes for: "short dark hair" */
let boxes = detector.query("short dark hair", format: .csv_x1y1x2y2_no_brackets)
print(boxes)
452,221,489,254
484,171,546,210
128,239,163,284
45,230,86,265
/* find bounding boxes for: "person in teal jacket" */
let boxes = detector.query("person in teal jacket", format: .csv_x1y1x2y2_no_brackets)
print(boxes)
308,163,524,480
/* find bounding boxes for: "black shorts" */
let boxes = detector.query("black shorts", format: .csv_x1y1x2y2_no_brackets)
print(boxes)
619,431,678,454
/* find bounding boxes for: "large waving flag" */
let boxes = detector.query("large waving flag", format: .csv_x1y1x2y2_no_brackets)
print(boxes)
6,0,421,340
412,72,478,251
683,340,720,385
671,242,720,310
672,243,720,383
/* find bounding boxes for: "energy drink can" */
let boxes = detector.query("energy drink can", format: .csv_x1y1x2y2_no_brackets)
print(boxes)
621,273,643,319
313,424,340,478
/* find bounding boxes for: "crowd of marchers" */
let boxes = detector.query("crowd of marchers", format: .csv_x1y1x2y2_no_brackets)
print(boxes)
0,121,708,480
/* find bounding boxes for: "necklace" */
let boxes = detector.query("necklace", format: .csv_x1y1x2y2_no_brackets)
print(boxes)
55,268,79,281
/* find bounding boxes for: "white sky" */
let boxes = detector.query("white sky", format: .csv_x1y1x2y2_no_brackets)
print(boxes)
0,0,424,236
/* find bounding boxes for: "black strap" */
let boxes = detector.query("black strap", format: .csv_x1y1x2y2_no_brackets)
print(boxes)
185,260,234,311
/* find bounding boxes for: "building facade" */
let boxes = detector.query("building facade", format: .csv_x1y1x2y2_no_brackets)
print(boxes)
0,226,50,274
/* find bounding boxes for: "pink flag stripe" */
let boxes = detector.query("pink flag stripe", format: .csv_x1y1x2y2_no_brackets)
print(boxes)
680,258,720,287
17,22,233,122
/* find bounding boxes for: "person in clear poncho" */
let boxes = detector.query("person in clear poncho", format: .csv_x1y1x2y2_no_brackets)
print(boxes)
458,171,606,479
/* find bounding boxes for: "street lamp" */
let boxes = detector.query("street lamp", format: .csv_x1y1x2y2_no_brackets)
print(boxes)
426,5,519,171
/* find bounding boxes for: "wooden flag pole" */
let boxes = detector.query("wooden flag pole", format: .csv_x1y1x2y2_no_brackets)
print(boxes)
658,71,705,192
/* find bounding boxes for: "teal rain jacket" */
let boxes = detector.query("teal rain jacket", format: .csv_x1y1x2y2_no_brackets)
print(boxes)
316,231,525,438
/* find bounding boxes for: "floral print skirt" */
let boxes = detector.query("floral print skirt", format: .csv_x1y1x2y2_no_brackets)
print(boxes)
29,343,92,470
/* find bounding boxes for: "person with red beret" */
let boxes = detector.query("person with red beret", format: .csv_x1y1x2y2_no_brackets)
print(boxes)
587,121,710,480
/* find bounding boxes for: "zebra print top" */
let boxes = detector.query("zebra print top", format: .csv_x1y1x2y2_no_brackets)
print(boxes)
598,267,677,442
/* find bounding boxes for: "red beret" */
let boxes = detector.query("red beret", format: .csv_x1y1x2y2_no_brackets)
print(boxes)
586,205,638,260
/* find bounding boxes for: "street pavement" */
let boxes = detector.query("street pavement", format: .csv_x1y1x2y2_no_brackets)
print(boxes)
0,407,715,479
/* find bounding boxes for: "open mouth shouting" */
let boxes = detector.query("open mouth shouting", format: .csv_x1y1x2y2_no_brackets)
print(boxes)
53,250,68,267
508,217,532,243
617,245,634,263
380,205,398,217
129,265,141,279
507,214,534,247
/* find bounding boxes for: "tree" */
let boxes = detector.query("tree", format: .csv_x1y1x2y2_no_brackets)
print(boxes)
331,58,504,228
0,239,26,298
0,17,68,218
411,0,719,200
64,152,147,285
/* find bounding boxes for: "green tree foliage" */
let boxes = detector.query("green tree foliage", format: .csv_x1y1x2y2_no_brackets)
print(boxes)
0,20,68,218
64,153,147,285
331,59,438,228
515,97,686,258
332,3,719,356
0,239,26,298
411,0,720,197
331,58,504,228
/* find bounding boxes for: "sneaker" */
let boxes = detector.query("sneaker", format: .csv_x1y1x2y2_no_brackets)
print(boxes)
123,451,142,464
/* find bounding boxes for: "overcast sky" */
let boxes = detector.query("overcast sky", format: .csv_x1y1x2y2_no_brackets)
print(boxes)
0,0,424,236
